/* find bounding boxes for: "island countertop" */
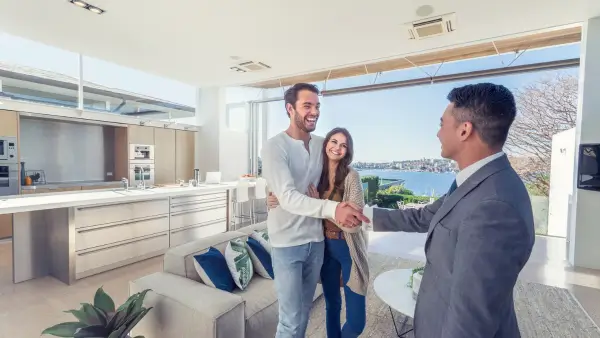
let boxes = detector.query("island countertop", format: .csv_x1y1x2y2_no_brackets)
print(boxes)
0,183,239,215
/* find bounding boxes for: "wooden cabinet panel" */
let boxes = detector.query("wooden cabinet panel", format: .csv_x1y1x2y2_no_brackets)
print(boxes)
127,125,154,145
0,214,12,239
0,110,18,136
154,128,176,185
175,130,195,181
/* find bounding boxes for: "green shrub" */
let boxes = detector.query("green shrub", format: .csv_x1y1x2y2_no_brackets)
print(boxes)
375,191,431,209
360,175,379,203
381,185,414,195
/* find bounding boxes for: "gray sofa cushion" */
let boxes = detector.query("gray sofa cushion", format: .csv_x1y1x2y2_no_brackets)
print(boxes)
164,230,249,282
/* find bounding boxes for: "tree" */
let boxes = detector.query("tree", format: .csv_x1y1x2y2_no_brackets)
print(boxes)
505,73,578,196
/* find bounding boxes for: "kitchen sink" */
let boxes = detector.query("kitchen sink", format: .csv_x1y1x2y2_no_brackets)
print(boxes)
112,188,156,196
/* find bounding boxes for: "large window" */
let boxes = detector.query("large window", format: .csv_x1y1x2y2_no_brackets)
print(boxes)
0,31,197,124
82,56,196,121
252,43,580,236
0,32,79,108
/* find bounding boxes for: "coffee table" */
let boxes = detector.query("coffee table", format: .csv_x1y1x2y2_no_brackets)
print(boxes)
374,269,417,337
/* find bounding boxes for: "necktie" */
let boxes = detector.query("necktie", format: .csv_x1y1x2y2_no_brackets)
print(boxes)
447,179,457,196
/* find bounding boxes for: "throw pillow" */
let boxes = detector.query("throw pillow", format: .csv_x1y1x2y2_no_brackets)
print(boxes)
225,239,254,290
192,247,235,292
250,230,271,253
246,237,274,279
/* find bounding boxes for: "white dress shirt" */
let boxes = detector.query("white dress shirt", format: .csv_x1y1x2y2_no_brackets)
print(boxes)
363,152,505,223
261,132,338,247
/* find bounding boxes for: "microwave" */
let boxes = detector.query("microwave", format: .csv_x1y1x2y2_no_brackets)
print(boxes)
0,136,17,162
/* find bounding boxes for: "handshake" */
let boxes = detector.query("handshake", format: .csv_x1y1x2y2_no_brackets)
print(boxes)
266,185,370,228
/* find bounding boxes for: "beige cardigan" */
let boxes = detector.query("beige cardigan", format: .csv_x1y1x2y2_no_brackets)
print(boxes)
336,168,369,296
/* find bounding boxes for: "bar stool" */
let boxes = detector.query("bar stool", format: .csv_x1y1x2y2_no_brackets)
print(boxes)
232,179,253,230
252,178,268,224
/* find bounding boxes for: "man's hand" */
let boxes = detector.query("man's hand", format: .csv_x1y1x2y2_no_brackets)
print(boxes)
335,202,370,227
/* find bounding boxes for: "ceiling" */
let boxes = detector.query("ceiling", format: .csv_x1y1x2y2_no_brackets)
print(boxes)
0,0,598,88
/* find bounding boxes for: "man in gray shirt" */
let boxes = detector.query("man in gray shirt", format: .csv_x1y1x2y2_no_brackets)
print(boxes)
261,83,368,338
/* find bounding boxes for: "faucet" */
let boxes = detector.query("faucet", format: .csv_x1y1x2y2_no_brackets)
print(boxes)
135,166,146,190
121,178,129,191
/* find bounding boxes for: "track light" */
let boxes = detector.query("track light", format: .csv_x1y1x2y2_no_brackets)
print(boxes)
68,0,105,14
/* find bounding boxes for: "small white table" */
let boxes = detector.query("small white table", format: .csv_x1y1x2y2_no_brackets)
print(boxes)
374,269,417,337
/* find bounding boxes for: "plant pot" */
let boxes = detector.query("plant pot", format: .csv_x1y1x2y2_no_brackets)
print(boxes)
411,272,423,300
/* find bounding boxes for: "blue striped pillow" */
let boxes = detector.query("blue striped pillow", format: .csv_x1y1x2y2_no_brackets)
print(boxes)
246,237,274,279
193,247,235,291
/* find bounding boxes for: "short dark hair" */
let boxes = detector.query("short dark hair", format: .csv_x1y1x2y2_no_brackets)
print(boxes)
447,83,516,148
284,83,320,117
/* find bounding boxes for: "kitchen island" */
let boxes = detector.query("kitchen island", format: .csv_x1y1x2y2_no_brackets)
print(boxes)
1,183,238,285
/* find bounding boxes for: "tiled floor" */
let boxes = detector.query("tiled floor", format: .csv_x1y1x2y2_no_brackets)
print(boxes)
1,232,599,337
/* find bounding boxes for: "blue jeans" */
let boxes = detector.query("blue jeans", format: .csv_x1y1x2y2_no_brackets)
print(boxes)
321,238,366,338
272,240,325,338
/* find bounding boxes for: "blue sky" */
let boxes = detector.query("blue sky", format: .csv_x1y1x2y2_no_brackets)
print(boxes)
0,31,580,162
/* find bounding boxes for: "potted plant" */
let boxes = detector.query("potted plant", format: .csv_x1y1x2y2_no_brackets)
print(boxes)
407,266,425,300
41,287,153,338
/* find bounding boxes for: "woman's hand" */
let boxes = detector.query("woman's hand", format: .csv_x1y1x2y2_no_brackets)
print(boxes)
267,192,279,210
307,184,319,198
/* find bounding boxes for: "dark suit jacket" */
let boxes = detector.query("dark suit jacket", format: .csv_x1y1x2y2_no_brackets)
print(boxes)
373,155,535,338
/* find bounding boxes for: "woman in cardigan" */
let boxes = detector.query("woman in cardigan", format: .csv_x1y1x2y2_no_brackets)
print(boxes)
268,127,369,338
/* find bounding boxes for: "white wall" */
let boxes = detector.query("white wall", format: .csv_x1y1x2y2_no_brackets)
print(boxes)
194,86,262,182
548,128,576,237
569,17,600,269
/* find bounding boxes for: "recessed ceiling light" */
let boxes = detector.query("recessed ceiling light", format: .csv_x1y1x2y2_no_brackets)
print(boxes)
72,0,87,8
88,6,104,14
68,0,105,14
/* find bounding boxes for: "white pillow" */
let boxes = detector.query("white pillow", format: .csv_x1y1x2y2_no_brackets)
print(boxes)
250,230,271,253
224,239,254,290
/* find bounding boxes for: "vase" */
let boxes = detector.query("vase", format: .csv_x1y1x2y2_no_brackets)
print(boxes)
411,272,423,300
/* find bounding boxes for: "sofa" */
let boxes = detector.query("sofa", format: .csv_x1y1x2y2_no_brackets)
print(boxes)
129,222,323,338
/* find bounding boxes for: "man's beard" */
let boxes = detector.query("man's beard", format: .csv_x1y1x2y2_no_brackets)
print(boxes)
293,111,316,132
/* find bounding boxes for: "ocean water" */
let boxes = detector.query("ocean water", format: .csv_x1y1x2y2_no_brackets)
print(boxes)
358,170,456,196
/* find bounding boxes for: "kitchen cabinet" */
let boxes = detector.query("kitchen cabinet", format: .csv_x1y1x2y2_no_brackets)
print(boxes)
0,214,12,239
0,110,18,136
169,192,228,247
154,128,176,184
128,125,155,145
175,130,195,181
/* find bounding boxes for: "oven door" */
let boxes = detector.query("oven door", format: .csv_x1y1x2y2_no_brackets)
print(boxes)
129,164,155,186
0,164,19,196
0,140,8,161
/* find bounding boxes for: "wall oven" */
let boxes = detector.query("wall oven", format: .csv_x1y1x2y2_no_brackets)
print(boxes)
129,163,155,187
0,163,19,196
0,136,17,162
129,144,154,163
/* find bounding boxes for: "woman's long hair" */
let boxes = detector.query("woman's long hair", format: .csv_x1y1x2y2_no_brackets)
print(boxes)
317,127,354,196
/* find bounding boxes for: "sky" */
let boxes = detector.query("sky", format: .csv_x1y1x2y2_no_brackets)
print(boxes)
0,31,581,162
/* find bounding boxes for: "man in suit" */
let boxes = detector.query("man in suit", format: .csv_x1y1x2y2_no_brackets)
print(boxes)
364,83,535,337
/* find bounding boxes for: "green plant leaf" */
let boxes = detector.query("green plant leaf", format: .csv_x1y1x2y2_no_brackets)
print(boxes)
106,310,127,331
132,336,145,338
132,289,151,313
41,322,86,337
63,309,89,324
94,287,116,313
119,307,152,338
107,326,126,338
81,303,107,326
73,325,109,338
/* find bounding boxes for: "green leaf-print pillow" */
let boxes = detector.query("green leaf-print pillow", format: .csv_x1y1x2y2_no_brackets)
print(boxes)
225,239,254,290
250,230,271,253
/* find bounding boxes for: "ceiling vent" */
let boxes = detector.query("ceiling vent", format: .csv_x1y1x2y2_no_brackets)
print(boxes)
406,13,456,40
230,61,271,73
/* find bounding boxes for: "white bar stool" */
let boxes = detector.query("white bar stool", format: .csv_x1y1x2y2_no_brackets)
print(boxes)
252,178,268,223
232,179,253,229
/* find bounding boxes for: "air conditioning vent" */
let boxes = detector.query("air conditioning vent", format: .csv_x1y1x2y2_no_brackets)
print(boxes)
406,13,456,40
231,61,271,73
